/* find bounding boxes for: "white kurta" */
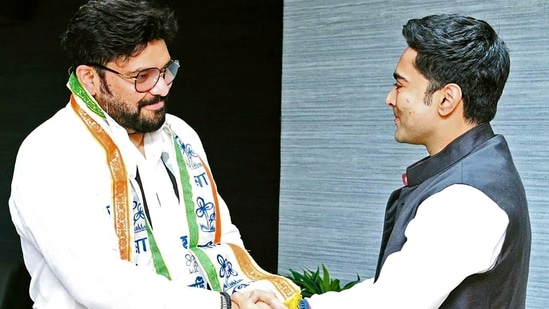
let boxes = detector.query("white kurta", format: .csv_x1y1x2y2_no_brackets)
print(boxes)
9,95,244,308
307,184,509,308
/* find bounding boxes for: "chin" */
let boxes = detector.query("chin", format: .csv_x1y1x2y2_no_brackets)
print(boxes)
394,133,408,144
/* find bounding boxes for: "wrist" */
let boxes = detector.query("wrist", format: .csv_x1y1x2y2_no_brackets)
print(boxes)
220,291,232,309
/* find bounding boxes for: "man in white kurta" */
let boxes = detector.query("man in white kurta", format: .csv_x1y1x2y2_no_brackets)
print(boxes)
9,1,299,308
9,73,298,309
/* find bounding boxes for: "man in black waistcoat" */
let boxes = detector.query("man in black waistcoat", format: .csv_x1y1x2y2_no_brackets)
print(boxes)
237,13,531,309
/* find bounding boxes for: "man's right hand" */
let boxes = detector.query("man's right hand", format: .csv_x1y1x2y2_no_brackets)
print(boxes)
231,290,288,309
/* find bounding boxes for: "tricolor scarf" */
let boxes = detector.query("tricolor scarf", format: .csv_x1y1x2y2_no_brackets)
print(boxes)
67,73,300,308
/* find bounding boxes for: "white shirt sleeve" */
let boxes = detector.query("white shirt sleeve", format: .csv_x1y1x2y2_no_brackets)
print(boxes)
307,184,509,309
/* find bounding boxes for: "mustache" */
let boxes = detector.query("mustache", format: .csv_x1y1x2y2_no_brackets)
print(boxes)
138,95,168,108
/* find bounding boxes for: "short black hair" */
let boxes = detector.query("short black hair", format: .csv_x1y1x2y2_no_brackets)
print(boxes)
61,0,179,69
403,14,510,124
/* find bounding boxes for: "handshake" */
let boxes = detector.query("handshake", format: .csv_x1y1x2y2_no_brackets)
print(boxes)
231,290,293,309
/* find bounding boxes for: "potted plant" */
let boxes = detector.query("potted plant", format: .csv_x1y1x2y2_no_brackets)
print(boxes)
285,264,361,298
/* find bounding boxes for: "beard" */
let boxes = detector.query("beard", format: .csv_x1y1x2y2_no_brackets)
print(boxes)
97,79,168,133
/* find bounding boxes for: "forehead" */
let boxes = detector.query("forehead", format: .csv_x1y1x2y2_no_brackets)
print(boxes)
394,47,425,83
112,40,171,72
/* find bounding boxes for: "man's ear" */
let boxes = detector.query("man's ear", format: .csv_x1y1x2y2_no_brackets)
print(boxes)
438,83,462,117
75,65,99,96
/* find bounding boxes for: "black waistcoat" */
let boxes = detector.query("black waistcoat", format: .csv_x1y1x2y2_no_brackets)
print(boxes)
374,123,531,308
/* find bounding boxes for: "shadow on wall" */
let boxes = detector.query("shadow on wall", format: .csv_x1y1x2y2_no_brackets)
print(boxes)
0,261,32,309
0,0,39,24
0,4,37,308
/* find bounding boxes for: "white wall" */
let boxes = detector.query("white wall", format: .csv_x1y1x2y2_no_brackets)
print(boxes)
278,1,549,307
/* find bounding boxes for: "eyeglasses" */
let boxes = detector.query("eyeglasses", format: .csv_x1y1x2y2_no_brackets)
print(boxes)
88,59,180,93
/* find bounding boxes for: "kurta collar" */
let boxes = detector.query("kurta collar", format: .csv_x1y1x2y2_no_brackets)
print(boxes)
405,123,495,187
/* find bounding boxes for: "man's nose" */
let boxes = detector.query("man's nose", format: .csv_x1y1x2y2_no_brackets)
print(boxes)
149,76,170,97
386,87,396,106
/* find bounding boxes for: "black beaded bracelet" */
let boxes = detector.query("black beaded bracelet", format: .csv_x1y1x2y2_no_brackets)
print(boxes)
220,291,232,309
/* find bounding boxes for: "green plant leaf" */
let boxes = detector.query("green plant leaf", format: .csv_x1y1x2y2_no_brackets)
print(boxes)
285,264,361,297
321,264,331,290
342,274,361,290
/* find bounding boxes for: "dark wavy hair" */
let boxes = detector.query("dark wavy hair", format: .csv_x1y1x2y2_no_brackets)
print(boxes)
402,14,510,124
61,0,179,70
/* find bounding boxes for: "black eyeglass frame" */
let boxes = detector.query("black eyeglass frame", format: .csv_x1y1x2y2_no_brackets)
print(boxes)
87,59,180,93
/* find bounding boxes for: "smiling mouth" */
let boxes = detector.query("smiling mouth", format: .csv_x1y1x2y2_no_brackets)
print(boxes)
141,100,164,111
139,95,166,108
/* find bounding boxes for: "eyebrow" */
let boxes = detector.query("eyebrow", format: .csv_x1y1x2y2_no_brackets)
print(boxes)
127,60,172,75
393,72,408,82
